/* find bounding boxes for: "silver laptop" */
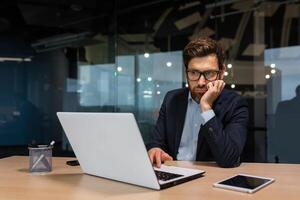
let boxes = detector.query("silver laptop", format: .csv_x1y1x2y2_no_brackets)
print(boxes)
57,112,205,190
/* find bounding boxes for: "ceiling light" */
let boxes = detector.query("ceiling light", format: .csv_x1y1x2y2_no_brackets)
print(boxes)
117,66,122,72
0,57,32,62
227,64,232,69
265,74,270,79
231,84,235,89
144,52,150,58
271,69,276,74
23,58,32,62
143,90,152,95
136,78,141,82
224,71,229,76
270,63,276,68
147,77,152,81
166,61,172,67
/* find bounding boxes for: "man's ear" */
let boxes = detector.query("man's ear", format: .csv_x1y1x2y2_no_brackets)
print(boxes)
219,65,226,80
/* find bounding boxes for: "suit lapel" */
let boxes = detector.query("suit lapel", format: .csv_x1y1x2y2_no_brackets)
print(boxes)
174,89,189,157
212,89,226,112
196,89,226,160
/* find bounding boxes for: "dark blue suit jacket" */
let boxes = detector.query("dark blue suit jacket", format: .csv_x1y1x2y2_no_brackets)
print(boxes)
146,88,249,167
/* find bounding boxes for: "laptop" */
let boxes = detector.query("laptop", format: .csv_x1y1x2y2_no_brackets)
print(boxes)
57,112,205,190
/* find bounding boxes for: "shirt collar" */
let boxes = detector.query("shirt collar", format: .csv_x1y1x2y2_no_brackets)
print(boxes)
188,92,192,101
188,92,198,104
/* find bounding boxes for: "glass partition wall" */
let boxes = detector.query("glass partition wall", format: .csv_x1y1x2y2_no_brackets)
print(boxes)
1,0,300,163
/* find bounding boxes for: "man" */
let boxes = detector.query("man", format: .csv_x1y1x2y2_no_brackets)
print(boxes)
146,37,249,168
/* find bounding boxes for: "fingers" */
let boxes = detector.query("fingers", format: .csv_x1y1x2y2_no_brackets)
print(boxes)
220,81,225,91
216,80,225,92
200,80,225,111
206,82,213,90
154,151,162,168
149,150,155,164
210,80,225,94
162,152,173,161
148,148,173,168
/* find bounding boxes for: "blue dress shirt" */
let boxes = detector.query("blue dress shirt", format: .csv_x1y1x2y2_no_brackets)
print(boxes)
177,92,215,161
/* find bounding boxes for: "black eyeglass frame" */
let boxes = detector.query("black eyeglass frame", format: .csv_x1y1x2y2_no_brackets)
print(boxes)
186,70,220,81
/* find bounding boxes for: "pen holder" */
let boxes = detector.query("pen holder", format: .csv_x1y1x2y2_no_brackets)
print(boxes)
28,145,52,173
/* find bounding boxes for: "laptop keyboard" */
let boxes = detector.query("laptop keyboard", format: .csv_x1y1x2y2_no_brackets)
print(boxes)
154,170,183,181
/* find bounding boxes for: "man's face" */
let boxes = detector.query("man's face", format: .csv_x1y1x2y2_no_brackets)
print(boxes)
186,54,224,102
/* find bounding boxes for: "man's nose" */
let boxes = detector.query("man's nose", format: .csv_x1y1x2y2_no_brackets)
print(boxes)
197,74,206,86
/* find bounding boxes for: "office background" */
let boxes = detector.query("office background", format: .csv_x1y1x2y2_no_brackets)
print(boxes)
0,0,299,164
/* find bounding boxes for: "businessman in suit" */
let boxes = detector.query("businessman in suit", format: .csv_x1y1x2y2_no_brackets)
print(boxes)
146,37,249,168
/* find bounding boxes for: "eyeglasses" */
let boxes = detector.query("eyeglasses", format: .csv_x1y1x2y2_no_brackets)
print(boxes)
186,70,219,81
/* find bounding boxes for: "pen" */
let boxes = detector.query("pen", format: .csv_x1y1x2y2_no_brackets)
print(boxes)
49,140,55,147
31,154,45,169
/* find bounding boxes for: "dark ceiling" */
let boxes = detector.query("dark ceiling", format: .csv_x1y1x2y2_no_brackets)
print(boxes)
0,0,299,59
0,0,184,39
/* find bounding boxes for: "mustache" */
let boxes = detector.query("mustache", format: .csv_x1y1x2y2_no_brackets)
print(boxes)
194,86,207,89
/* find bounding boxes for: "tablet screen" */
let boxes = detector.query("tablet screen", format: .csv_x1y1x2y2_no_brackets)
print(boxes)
218,175,271,189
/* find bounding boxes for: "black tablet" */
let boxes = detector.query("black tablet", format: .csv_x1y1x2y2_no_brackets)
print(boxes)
213,174,274,193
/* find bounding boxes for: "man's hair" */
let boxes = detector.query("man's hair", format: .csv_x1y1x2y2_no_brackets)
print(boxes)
183,37,225,70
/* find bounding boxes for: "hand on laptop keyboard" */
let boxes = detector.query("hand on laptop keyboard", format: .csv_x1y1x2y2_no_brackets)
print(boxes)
148,148,173,168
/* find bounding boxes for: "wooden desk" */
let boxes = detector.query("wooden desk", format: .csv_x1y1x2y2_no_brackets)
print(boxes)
1,156,299,200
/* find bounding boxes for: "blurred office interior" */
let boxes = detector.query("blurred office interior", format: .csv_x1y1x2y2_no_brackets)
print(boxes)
0,0,299,163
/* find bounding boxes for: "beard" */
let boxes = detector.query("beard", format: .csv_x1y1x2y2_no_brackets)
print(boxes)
188,85,208,103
